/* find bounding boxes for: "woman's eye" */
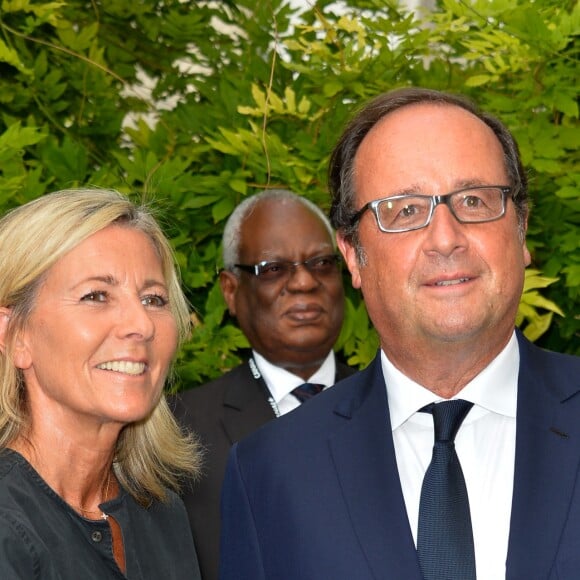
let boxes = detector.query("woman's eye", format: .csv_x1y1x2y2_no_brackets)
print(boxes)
142,294,168,308
80,291,108,303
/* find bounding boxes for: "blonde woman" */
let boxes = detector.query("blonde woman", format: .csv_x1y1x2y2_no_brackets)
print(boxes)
0,189,202,579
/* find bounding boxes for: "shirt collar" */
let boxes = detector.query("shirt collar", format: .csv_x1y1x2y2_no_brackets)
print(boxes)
252,350,337,404
382,331,519,431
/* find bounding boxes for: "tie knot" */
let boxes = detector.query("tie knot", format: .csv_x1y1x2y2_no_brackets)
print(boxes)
422,399,473,442
292,383,325,403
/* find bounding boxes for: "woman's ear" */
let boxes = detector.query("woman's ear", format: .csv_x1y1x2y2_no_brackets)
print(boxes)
0,308,32,369
0,307,11,354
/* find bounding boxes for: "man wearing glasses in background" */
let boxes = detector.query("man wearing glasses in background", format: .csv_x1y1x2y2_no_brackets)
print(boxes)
219,88,580,580
174,189,354,580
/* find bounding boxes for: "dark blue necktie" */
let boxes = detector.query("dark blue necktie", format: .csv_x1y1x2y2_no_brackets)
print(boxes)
417,399,476,580
291,383,324,403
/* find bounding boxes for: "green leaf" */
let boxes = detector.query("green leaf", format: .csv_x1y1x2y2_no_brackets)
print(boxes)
0,122,46,150
522,312,554,343
285,86,297,114
465,75,493,87
0,39,32,75
212,197,235,223
523,269,559,292
228,178,247,195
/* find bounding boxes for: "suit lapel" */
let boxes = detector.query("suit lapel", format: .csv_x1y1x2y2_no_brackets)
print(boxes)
328,356,423,580
506,335,580,578
336,361,356,382
222,363,275,444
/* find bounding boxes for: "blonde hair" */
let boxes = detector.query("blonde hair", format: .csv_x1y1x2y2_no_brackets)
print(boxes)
0,188,201,505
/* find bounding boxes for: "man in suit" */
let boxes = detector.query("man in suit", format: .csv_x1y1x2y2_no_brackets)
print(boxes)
219,88,580,580
175,189,354,580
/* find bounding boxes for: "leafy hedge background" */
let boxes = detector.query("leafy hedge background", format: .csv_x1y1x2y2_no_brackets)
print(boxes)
0,0,578,390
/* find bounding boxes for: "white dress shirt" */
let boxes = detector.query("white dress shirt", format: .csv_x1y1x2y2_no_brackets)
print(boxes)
252,350,336,417
384,331,519,580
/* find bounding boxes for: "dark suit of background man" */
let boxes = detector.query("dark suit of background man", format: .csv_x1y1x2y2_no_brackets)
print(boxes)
174,189,354,580
220,87,580,580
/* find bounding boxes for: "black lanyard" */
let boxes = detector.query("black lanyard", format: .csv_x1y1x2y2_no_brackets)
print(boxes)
248,357,281,417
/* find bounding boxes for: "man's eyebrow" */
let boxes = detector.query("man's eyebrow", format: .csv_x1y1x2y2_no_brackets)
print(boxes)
385,179,501,197
453,178,499,189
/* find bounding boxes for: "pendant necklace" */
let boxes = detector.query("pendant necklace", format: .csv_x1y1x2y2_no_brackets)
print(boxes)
71,470,112,521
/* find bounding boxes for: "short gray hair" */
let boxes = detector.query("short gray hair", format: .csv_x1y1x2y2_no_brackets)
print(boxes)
222,189,335,270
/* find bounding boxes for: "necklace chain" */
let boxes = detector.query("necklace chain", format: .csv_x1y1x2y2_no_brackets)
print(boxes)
72,470,112,521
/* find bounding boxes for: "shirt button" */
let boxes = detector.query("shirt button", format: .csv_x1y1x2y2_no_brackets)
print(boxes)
91,531,103,543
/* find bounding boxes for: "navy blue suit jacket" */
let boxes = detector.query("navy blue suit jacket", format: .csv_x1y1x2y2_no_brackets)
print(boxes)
220,333,580,579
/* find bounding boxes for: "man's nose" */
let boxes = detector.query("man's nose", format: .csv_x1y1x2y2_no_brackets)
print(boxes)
423,204,468,257
285,263,320,291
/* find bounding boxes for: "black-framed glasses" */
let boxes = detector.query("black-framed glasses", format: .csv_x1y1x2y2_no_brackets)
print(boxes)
350,185,512,233
234,253,341,282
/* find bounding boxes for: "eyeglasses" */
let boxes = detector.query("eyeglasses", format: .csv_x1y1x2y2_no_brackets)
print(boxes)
234,254,341,282
351,185,512,233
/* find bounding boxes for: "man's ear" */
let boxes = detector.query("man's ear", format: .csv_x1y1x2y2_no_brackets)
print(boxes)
219,270,239,317
0,307,10,354
523,244,532,268
336,232,362,290
521,216,532,268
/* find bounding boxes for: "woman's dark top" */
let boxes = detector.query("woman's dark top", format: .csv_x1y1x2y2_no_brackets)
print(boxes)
0,449,201,579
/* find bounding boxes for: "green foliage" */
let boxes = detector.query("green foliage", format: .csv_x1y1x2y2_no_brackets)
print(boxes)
0,0,578,390
517,269,565,342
